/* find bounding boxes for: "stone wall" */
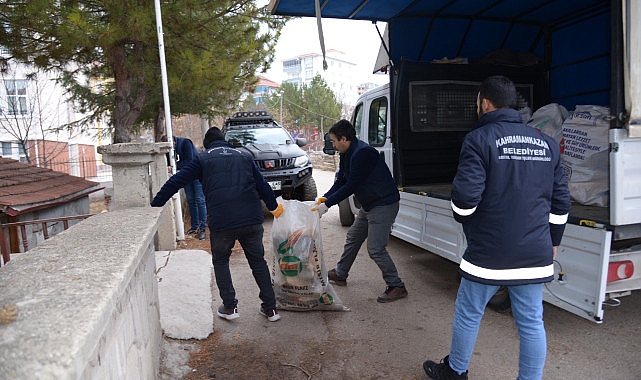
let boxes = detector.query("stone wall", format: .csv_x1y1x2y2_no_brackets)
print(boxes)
0,207,163,379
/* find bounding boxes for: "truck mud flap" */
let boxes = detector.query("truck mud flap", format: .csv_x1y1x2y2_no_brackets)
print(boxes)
544,224,611,323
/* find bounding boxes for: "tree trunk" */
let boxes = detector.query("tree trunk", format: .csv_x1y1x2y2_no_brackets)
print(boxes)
111,42,146,143
154,106,165,142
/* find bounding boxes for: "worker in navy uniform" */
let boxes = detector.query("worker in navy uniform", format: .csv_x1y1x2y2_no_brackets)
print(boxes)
152,127,284,322
423,76,571,380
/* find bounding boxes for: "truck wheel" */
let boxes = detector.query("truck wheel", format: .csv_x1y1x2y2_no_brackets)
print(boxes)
297,177,317,201
487,286,511,314
338,198,355,226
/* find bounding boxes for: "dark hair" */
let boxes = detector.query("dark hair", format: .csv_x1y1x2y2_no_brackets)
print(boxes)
328,119,356,141
203,127,224,148
478,75,517,109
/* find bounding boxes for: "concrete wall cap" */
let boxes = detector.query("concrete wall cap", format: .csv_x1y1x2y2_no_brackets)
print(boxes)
97,142,171,155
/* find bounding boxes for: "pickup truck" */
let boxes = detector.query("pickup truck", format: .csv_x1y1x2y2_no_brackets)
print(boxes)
269,0,641,322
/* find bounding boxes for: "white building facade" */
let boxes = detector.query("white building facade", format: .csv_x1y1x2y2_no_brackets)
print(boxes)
0,50,109,179
282,49,361,110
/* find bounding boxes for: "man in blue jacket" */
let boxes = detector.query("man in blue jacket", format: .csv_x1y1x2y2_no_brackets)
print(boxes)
168,135,208,240
423,76,571,380
152,127,284,322
313,119,407,303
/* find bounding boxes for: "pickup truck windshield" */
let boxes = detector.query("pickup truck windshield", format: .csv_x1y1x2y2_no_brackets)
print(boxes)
225,128,292,147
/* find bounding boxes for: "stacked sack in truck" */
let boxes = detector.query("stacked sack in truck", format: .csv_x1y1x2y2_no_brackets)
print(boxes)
560,105,610,207
270,198,347,311
528,104,609,207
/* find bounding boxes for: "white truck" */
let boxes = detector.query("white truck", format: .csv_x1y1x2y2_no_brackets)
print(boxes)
270,0,641,322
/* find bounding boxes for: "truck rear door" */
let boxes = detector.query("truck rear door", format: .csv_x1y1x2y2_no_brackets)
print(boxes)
546,225,612,323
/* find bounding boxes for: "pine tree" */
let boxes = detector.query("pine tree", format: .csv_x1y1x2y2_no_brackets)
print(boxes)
0,0,285,143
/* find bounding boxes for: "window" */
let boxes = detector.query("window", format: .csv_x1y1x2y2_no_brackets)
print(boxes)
2,142,12,156
352,103,363,138
5,80,28,115
368,97,388,146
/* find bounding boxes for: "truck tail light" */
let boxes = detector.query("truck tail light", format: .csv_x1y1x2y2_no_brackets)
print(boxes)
607,261,634,283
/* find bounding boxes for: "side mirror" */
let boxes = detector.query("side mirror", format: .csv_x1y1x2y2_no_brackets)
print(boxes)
296,137,307,147
322,133,335,155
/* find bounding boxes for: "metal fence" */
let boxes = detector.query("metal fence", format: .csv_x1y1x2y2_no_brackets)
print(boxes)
0,214,94,267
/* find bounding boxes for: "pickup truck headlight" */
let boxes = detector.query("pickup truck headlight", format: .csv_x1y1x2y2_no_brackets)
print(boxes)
294,154,310,167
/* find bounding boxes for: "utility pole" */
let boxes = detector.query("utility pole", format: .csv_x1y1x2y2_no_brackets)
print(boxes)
278,90,284,125
154,0,184,240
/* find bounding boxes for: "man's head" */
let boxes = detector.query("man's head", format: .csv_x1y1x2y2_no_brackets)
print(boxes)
203,127,224,148
328,119,356,154
477,75,517,118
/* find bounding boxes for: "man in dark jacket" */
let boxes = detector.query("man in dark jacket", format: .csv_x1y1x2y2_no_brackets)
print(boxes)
152,127,284,322
423,76,571,380
165,135,208,240
313,119,407,303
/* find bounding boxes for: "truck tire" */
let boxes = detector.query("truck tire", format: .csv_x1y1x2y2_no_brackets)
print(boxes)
486,286,512,314
297,177,317,201
338,198,355,226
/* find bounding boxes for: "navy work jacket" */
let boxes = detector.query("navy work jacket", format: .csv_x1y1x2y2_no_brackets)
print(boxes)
151,140,277,232
324,138,399,211
451,108,571,286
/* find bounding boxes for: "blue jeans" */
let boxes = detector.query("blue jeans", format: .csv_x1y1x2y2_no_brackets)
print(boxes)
210,224,276,310
335,201,404,288
449,278,546,380
184,180,207,230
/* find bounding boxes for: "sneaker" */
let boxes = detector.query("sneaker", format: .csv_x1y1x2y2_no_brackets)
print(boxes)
217,304,239,320
259,307,281,322
186,227,199,235
198,229,206,240
328,269,347,286
423,355,468,380
376,286,408,303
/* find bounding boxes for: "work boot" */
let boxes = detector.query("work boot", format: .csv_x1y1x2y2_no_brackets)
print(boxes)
376,286,408,303
423,355,468,380
198,229,206,240
328,268,347,286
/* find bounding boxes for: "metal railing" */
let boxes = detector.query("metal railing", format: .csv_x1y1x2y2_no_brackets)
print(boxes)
0,214,94,267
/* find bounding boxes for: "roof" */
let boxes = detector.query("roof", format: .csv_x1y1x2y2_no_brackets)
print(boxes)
256,75,281,88
268,0,606,24
268,0,609,63
0,157,103,217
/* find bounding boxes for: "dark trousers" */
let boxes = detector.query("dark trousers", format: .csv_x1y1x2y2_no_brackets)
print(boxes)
210,224,276,310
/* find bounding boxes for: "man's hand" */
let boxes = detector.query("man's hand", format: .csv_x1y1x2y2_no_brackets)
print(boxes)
311,202,329,217
150,198,164,207
271,203,284,218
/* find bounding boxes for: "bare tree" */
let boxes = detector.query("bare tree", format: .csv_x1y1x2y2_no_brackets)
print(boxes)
0,66,81,167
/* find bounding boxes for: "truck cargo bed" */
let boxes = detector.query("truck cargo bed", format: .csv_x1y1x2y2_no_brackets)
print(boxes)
401,183,610,226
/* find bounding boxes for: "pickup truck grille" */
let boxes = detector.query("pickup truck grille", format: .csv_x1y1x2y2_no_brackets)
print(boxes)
256,158,294,170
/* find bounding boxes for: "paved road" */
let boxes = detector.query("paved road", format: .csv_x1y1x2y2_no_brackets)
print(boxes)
199,169,641,379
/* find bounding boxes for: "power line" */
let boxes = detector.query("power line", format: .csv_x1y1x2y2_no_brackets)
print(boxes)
281,97,341,124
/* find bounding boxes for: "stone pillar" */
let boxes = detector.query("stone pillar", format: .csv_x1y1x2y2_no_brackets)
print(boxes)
98,143,177,250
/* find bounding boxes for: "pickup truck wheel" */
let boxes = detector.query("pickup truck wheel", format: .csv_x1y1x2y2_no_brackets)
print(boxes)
296,177,317,201
487,286,512,314
338,198,355,226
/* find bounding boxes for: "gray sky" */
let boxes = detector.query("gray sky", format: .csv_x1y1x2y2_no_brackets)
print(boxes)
262,17,388,86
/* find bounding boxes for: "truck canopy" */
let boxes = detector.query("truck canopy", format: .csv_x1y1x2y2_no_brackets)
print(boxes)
269,0,615,112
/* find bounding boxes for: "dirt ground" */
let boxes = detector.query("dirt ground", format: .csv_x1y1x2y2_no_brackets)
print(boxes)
94,166,641,379
172,225,318,380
